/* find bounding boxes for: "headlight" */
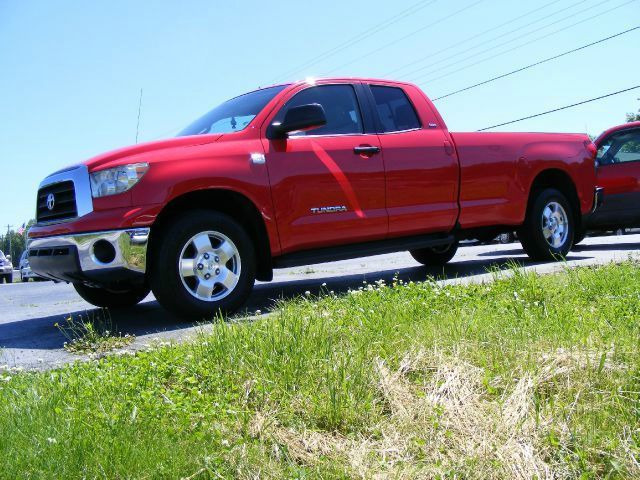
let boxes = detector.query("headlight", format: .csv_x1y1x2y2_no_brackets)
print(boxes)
90,163,149,198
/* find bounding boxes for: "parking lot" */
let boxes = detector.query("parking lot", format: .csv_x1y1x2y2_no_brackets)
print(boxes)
1,233,639,370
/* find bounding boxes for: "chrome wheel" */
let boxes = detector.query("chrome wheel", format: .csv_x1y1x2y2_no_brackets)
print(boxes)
178,231,241,302
541,201,569,248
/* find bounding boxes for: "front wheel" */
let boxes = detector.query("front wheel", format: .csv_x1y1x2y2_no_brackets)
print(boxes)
410,241,459,266
73,283,150,308
150,210,256,319
518,188,574,261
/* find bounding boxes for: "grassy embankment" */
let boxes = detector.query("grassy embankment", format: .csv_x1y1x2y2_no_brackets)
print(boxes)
1,262,639,478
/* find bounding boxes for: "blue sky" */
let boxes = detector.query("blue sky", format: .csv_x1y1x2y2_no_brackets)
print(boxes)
1,0,639,228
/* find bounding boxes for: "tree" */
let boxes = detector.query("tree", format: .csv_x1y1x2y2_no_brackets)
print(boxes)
627,98,640,122
1,219,36,263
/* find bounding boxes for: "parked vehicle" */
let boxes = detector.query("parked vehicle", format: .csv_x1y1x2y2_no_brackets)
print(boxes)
19,250,44,282
575,121,640,244
28,77,599,317
0,250,13,284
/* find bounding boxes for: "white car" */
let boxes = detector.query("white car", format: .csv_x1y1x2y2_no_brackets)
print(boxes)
19,250,44,282
0,250,13,284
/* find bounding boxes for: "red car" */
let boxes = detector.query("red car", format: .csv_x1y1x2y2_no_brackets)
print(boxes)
575,121,640,243
28,78,598,317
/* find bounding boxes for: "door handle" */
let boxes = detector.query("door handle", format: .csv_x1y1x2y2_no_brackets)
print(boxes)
353,145,381,155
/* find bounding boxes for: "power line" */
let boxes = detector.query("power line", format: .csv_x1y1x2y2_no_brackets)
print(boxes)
409,0,616,84
411,0,636,85
477,85,640,131
322,0,486,76
266,0,437,84
392,0,585,80
432,26,639,101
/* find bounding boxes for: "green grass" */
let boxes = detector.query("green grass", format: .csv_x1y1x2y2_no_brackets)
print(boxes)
1,262,639,478
55,310,135,355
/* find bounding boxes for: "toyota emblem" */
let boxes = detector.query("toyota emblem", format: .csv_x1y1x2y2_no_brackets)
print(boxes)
46,193,55,211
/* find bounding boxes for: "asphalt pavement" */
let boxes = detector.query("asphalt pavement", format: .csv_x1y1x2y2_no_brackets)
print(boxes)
2,234,639,370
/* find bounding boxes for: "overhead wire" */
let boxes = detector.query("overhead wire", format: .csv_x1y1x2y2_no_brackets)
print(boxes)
322,0,486,76
266,0,438,84
432,26,640,101
411,0,636,85
477,85,640,131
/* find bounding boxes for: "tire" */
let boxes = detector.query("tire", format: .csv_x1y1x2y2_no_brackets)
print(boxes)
518,188,574,261
573,227,586,247
149,210,256,319
5,273,13,284
497,232,515,244
410,241,459,266
73,283,150,309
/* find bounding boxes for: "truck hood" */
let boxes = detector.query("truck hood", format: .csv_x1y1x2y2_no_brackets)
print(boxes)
80,134,224,172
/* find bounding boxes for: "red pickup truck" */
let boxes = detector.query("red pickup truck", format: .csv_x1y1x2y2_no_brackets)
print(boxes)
28,78,599,317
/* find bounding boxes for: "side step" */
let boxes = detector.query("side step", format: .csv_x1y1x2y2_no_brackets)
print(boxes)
273,233,455,269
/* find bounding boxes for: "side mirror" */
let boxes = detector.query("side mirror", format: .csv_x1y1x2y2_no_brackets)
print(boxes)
267,103,327,139
6,255,11,262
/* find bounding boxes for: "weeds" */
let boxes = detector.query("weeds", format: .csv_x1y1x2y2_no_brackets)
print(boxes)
55,310,134,354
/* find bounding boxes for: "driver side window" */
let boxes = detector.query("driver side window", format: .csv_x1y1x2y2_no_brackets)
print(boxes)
274,84,363,136
597,129,640,165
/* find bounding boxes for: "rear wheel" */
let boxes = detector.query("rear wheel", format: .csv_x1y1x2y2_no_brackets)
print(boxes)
3,273,12,284
410,241,459,266
518,188,574,261
497,232,515,244
150,210,256,319
73,283,150,308
573,226,587,247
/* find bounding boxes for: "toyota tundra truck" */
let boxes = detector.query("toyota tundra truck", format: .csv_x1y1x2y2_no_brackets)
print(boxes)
28,78,599,317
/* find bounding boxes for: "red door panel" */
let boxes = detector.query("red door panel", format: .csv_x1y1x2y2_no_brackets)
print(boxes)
265,135,387,253
380,129,459,236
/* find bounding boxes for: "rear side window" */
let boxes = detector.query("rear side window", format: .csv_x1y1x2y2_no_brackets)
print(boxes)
370,86,421,133
275,84,363,136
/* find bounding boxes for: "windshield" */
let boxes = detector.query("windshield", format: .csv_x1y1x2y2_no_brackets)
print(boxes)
177,85,287,136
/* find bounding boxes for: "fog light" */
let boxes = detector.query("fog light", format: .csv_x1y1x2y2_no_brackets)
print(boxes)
93,240,116,264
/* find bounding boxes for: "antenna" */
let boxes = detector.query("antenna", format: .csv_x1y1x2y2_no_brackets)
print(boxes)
135,88,143,144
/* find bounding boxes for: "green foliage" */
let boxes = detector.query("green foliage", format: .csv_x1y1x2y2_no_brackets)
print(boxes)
627,98,640,122
55,310,135,354
0,218,35,262
1,262,639,478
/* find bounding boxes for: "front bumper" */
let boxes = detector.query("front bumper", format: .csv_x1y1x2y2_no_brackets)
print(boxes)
1,266,12,275
28,228,149,286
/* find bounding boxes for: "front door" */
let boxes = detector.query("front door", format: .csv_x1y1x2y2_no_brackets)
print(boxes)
591,127,640,228
264,83,387,253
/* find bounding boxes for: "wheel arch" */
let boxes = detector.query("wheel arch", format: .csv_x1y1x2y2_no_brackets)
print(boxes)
527,168,581,227
149,189,274,281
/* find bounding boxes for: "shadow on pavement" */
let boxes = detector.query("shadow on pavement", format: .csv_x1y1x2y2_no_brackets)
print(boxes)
0,250,593,351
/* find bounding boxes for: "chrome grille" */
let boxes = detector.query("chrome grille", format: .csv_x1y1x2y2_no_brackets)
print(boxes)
36,181,78,223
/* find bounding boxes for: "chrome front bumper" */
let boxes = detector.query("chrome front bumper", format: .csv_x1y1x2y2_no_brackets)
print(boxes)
28,228,150,285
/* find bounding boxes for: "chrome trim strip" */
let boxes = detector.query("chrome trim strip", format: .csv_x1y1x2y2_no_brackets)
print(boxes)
591,187,604,214
38,164,93,223
29,228,149,274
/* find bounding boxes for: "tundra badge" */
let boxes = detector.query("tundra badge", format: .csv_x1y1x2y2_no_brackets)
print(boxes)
310,206,347,214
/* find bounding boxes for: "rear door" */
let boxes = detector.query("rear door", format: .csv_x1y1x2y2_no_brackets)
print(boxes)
592,126,640,227
365,83,459,236
263,82,387,253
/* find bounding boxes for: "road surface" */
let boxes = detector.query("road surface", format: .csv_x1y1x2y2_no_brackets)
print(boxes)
1,234,639,369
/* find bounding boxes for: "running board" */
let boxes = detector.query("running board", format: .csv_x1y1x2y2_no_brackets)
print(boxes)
272,233,455,269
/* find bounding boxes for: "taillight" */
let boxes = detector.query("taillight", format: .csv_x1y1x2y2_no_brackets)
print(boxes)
584,140,598,158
